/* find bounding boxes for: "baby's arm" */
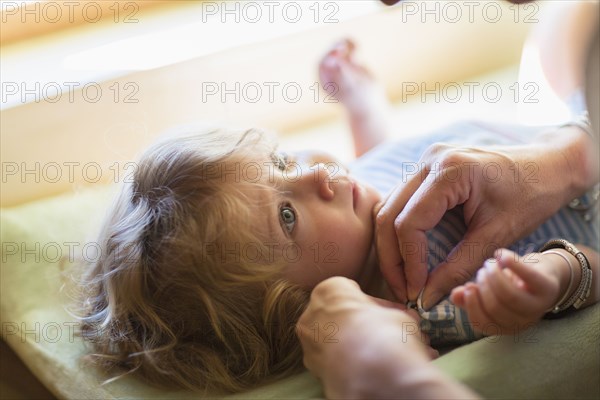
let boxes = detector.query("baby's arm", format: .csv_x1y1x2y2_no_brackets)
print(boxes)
450,247,599,335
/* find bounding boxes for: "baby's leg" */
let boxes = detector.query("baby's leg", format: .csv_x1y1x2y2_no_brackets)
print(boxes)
319,39,392,157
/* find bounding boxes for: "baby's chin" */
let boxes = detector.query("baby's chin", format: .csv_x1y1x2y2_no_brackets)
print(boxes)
361,181,382,217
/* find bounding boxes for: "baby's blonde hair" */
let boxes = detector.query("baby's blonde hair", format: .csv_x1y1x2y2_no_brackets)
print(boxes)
79,128,309,393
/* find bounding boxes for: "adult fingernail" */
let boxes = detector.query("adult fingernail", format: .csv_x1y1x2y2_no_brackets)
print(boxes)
422,291,440,311
391,285,407,304
408,290,417,303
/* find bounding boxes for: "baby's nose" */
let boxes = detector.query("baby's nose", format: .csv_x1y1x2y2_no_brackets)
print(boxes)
311,163,335,201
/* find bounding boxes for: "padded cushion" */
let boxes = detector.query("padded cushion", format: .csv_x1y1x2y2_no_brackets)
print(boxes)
1,185,599,399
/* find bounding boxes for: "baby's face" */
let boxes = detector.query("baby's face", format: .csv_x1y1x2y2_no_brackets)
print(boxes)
240,149,381,289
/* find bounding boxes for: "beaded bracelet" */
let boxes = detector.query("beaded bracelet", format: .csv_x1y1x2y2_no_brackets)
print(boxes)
542,250,575,313
539,239,593,314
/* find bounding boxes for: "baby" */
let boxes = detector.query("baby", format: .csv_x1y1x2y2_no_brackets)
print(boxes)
79,41,598,392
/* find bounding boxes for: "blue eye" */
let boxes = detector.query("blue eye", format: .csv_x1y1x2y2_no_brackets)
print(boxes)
280,204,296,233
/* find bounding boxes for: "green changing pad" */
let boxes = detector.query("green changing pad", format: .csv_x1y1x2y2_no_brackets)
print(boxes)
1,185,598,399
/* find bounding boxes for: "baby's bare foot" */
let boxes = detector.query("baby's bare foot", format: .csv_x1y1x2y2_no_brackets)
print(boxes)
319,39,381,112
320,39,392,156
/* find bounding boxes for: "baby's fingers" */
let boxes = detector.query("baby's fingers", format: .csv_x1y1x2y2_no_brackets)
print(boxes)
495,249,547,294
483,257,539,317
476,265,531,330
463,284,495,334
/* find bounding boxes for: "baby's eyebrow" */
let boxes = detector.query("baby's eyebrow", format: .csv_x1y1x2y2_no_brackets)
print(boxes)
269,150,288,171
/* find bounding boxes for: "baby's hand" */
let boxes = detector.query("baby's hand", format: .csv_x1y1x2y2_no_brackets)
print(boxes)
450,249,561,335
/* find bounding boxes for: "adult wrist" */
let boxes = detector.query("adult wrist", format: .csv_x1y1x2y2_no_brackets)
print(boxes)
533,126,599,202
554,125,600,221
560,125,599,194
389,364,480,400
349,335,479,399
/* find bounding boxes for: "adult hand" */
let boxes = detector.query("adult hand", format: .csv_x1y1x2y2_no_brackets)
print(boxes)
375,127,595,309
297,277,444,399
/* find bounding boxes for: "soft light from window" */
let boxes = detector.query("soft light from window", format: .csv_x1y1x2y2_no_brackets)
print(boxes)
63,1,381,71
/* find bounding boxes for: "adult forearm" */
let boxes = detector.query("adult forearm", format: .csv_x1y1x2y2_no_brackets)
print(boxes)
561,126,599,191
350,349,480,400
528,126,599,202
388,365,480,400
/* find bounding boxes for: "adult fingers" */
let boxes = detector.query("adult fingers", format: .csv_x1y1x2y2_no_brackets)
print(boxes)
365,294,422,327
298,278,362,332
396,164,481,307
298,277,365,373
366,294,408,310
422,228,497,310
375,171,425,302
307,276,365,307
